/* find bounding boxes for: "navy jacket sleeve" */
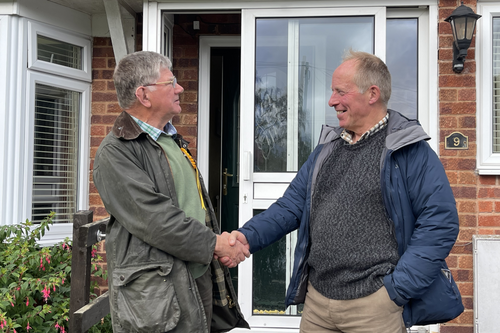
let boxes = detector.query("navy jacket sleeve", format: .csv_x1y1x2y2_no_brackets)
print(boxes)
239,146,319,253
384,140,459,306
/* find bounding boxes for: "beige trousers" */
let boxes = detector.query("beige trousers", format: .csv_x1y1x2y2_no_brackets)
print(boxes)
300,282,406,333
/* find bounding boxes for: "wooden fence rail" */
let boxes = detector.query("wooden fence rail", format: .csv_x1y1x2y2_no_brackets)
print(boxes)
69,210,110,333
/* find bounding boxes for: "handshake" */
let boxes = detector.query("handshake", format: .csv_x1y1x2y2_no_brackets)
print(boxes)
214,231,250,268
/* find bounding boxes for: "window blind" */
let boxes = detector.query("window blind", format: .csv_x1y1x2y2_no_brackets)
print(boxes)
493,18,500,153
32,84,80,223
37,34,83,70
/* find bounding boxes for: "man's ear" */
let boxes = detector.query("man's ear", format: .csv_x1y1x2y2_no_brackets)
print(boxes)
135,86,152,108
367,85,381,105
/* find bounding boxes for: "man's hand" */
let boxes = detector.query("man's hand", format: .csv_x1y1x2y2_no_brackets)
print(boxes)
217,231,250,267
215,232,250,268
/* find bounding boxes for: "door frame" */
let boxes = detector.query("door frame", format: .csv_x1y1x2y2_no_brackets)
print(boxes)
198,36,241,186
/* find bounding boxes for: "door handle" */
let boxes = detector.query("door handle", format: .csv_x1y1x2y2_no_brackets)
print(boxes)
223,168,233,195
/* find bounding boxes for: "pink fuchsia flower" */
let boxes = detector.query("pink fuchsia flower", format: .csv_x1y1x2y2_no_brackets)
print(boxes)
42,285,51,302
1,319,6,329
27,321,31,330
26,297,29,306
53,285,56,292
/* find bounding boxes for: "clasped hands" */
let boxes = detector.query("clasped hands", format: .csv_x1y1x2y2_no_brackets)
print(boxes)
214,231,249,268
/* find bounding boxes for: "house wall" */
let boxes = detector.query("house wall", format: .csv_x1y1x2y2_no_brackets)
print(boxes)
88,2,500,331
438,1,500,332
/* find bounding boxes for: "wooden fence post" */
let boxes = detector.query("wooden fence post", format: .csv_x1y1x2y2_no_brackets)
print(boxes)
69,210,93,333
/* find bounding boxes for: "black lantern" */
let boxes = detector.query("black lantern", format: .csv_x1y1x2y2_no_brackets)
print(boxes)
445,2,481,73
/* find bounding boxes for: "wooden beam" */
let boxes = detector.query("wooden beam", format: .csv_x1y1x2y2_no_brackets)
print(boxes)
74,291,110,332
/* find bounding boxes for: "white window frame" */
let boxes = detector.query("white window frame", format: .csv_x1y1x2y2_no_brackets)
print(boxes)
25,71,91,246
27,20,92,82
477,2,500,174
0,18,91,246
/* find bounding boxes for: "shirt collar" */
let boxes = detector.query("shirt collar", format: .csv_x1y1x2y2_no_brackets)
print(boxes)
129,115,177,141
340,113,389,145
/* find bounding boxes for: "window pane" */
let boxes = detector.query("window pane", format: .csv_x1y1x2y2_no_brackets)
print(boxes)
493,17,500,153
37,34,83,70
386,18,418,119
32,84,80,223
254,17,373,172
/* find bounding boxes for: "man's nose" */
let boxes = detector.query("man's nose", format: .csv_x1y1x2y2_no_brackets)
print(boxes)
328,92,338,108
176,84,184,94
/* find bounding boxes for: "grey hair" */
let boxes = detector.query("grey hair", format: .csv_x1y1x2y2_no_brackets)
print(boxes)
113,51,172,109
342,49,391,106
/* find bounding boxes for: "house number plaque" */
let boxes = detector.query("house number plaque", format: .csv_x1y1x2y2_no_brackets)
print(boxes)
445,132,468,150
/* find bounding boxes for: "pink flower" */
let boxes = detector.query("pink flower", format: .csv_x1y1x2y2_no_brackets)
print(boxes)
27,321,31,330
1,319,5,329
26,297,29,306
53,285,56,292
42,285,51,302
11,302,14,307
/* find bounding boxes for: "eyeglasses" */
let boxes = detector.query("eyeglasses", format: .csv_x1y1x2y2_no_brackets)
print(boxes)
144,77,177,89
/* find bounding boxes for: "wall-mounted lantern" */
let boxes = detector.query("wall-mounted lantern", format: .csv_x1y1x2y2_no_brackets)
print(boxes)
444,2,481,73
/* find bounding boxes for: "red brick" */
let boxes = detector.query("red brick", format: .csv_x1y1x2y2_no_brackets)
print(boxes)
92,92,118,102
447,171,458,184
93,81,106,91
479,215,500,227
455,269,472,282
440,89,457,101
446,255,458,268
458,88,476,101
107,103,121,113
93,37,109,46
478,188,495,198
456,282,473,296
457,116,476,128
440,102,477,115
91,125,105,136
451,186,476,199
92,58,106,69
459,214,477,227
458,200,476,213
440,326,473,333
496,202,500,212
479,201,493,213
479,175,497,185
439,75,476,88
93,47,114,57
478,228,497,235
458,171,477,184
457,228,475,242
450,241,473,254
458,255,473,269
441,116,458,128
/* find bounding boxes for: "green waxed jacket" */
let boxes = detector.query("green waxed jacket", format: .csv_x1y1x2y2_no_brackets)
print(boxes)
93,111,248,333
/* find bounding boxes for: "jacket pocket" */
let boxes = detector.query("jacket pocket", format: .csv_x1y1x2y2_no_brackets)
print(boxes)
403,263,464,327
112,260,180,333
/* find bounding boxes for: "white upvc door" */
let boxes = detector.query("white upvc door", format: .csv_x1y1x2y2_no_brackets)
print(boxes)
236,5,437,333
237,7,386,331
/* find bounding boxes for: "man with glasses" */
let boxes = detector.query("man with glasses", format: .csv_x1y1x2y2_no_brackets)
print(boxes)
93,51,249,333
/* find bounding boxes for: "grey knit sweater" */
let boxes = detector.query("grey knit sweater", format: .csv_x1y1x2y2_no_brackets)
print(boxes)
308,128,400,300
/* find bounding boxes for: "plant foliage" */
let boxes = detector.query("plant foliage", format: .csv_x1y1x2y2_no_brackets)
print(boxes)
0,212,111,333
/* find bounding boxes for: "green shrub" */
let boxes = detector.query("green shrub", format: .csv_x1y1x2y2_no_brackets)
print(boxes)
0,212,111,333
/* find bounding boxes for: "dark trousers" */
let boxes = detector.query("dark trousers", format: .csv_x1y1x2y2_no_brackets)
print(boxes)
195,267,213,331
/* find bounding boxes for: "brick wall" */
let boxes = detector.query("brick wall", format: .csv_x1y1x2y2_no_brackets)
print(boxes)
439,1,500,332
87,6,500,331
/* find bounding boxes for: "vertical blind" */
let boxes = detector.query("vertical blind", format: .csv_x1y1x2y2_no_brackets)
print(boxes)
493,18,500,153
32,84,80,223
37,34,83,70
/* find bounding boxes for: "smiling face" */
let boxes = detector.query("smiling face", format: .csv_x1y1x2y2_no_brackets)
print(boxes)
328,59,374,136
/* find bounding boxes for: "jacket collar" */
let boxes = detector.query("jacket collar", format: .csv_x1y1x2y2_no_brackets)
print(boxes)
112,111,191,151
317,109,430,150
112,111,144,140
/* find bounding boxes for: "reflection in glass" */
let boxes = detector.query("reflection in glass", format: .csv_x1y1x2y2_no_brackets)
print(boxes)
493,18,500,153
254,17,373,172
386,19,418,119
